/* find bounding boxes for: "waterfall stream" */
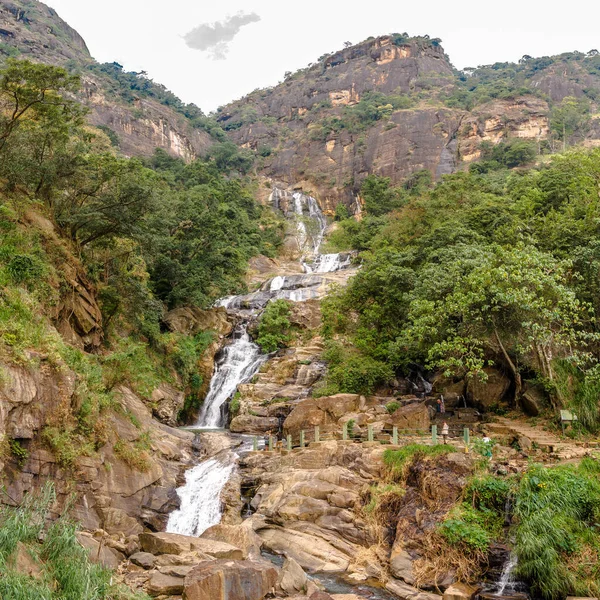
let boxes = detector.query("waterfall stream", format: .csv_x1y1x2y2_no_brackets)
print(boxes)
167,187,355,539
195,325,267,429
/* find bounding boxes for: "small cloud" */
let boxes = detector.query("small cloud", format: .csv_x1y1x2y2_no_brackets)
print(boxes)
184,12,261,60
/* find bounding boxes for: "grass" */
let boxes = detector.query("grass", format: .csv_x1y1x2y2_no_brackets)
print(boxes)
113,433,152,472
513,458,600,599
383,443,454,481
0,483,150,599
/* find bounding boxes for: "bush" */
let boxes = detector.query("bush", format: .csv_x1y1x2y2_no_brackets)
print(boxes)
256,300,292,353
439,518,491,553
385,401,400,414
383,444,454,481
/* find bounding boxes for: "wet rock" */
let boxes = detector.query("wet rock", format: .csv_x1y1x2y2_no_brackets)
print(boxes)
139,532,243,559
183,559,278,600
130,552,156,569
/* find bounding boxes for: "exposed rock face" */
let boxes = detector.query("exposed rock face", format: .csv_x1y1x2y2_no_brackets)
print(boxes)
139,532,243,559
389,402,431,431
0,0,215,161
183,559,278,600
466,367,511,409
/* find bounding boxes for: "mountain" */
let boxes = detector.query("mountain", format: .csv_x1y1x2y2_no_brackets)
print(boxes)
0,0,217,159
219,34,600,211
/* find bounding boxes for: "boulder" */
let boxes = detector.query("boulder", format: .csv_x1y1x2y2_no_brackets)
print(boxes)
278,556,309,595
76,533,124,569
390,548,415,584
130,552,156,569
389,402,430,431
202,522,262,559
466,368,510,409
151,383,185,426
139,532,243,559
443,583,478,600
386,579,442,600
284,395,360,434
521,384,545,417
163,306,232,337
230,415,280,434
147,572,185,597
183,559,278,600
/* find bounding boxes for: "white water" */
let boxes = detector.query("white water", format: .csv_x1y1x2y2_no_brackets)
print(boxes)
196,326,267,428
166,456,234,536
313,253,352,273
497,553,518,595
270,275,285,292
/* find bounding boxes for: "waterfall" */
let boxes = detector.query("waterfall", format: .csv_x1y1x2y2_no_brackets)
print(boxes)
196,325,267,429
496,553,518,595
166,456,235,536
313,253,353,273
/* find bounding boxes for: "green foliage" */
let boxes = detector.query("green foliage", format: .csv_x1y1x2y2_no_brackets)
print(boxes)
9,439,29,466
256,300,292,353
470,139,537,173
0,484,147,600
514,461,600,599
385,401,400,414
439,517,491,554
465,475,511,510
323,149,600,420
229,392,241,418
334,203,350,221
383,444,454,481
361,174,405,216
549,96,591,144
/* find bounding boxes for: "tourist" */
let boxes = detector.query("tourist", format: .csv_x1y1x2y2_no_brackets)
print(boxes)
441,421,449,444
436,398,442,413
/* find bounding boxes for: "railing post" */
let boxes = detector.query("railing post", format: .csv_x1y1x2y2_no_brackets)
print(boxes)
432,424,437,445
268,435,274,451
343,421,348,441
253,436,258,451
464,427,470,446
368,424,374,442
392,426,398,446
300,430,305,448
287,434,292,451
315,426,320,443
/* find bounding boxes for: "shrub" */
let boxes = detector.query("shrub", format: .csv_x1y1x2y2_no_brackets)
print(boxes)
439,518,491,553
386,401,400,414
383,444,454,481
256,300,292,353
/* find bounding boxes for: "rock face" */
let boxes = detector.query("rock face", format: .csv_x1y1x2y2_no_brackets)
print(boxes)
466,367,511,409
0,0,215,161
183,559,278,600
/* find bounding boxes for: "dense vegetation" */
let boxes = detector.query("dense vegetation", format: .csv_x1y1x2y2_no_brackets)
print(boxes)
322,148,600,429
0,484,147,599
0,59,284,467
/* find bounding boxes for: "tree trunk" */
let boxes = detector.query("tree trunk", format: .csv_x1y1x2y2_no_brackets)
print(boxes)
494,329,522,407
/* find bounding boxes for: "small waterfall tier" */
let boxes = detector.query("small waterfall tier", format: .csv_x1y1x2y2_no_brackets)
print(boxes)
195,325,267,429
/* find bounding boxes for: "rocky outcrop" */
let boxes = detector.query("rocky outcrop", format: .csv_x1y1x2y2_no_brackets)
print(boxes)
466,367,511,409
0,1,215,162
183,559,279,600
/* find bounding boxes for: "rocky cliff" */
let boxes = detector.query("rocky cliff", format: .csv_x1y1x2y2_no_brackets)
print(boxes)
0,0,215,160
220,36,600,210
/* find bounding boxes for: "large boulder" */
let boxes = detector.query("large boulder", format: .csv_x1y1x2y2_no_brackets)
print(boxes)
466,367,510,409
278,556,309,595
389,402,430,432
139,532,243,559
386,579,442,600
230,415,280,434
201,522,263,559
443,583,478,600
283,394,360,435
183,559,278,600
147,572,185,597
390,548,415,584
163,306,232,337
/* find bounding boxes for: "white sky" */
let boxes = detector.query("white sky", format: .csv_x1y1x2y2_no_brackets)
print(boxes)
46,0,600,113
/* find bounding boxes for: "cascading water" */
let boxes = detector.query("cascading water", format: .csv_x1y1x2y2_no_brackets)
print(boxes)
166,456,235,536
496,554,518,595
167,186,355,539
196,325,267,429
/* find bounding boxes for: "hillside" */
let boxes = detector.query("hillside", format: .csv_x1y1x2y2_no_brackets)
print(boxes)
220,34,600,210
0,0,219,159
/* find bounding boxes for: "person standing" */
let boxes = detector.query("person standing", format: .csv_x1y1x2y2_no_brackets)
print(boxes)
442,421,449,444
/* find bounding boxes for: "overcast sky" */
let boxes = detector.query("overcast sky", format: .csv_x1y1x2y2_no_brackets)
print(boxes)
46,0,600,113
